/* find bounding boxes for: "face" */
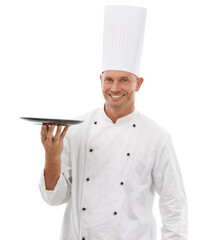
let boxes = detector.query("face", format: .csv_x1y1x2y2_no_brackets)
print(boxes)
100,70,143,112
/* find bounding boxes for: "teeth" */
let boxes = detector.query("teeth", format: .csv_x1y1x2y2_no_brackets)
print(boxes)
111,95,123,98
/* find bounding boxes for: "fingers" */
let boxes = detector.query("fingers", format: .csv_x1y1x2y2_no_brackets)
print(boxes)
60,126,69,140
54,125,62,142
53,125,68,143
47,124,55,141
41,124,48,143
41,124,69,145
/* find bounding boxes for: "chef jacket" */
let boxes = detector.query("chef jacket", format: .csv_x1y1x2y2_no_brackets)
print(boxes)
39,106,188,240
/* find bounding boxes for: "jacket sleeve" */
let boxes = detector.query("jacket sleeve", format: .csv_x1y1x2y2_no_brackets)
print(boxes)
152,132,188,240
39,128,72,206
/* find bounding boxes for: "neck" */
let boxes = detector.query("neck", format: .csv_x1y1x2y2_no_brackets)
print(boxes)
104,103,135,123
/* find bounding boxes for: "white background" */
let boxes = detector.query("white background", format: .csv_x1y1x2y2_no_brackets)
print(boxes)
0,0,203,239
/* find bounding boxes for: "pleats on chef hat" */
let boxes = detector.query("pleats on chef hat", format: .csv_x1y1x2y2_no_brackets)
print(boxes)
101,5,147,77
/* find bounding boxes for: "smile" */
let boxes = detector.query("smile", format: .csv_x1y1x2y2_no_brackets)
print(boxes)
108,94,125,99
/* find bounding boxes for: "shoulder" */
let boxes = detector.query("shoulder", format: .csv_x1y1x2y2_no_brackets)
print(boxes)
67,108,100,137
136,110,171,142
73,108,100,122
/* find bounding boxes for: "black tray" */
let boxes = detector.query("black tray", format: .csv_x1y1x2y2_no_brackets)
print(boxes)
20,117,83,126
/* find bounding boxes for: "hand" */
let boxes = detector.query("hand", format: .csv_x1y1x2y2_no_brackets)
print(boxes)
41,124,69,162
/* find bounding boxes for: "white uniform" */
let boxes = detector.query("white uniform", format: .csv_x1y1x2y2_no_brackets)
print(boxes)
39,106,188,240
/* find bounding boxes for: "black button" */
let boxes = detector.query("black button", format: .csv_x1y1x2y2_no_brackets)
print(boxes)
94,121,97,124
113,211,117,215
82,238,85,240
86,178,90,181
82,208,86,211
89,149,93,152
133,124,136,127
127,153,130,156
120,182,124,185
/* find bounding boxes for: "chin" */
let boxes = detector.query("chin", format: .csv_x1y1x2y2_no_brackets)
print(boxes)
107,101,125,110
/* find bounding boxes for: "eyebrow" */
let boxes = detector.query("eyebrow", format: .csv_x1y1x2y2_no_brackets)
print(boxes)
104,76,129,79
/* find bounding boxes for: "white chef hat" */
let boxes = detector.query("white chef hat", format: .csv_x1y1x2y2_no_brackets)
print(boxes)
101,5,147,77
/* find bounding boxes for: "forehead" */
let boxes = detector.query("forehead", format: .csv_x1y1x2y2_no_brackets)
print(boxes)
102,70,134,79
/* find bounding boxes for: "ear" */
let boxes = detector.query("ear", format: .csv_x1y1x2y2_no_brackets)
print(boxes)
100,74,103,87
135,77,144,92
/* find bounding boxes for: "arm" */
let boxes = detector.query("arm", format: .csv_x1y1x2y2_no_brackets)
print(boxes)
152,132,188,240
39,124,72,206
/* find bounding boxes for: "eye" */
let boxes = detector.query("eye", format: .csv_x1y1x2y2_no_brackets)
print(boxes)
105,78,112,82
121,79,127,82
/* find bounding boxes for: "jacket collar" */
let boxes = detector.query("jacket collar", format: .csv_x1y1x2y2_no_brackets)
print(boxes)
100,103,138,125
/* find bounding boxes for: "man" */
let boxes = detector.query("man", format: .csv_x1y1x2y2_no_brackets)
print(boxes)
39,5,188,240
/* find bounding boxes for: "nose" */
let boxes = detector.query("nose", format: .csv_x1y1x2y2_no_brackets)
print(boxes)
110,81,121,92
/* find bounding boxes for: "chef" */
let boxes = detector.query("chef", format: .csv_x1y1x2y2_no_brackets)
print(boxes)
39,5,188,240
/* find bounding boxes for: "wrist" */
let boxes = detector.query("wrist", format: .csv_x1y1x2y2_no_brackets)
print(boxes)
45,153,60,162
45,155,61,168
